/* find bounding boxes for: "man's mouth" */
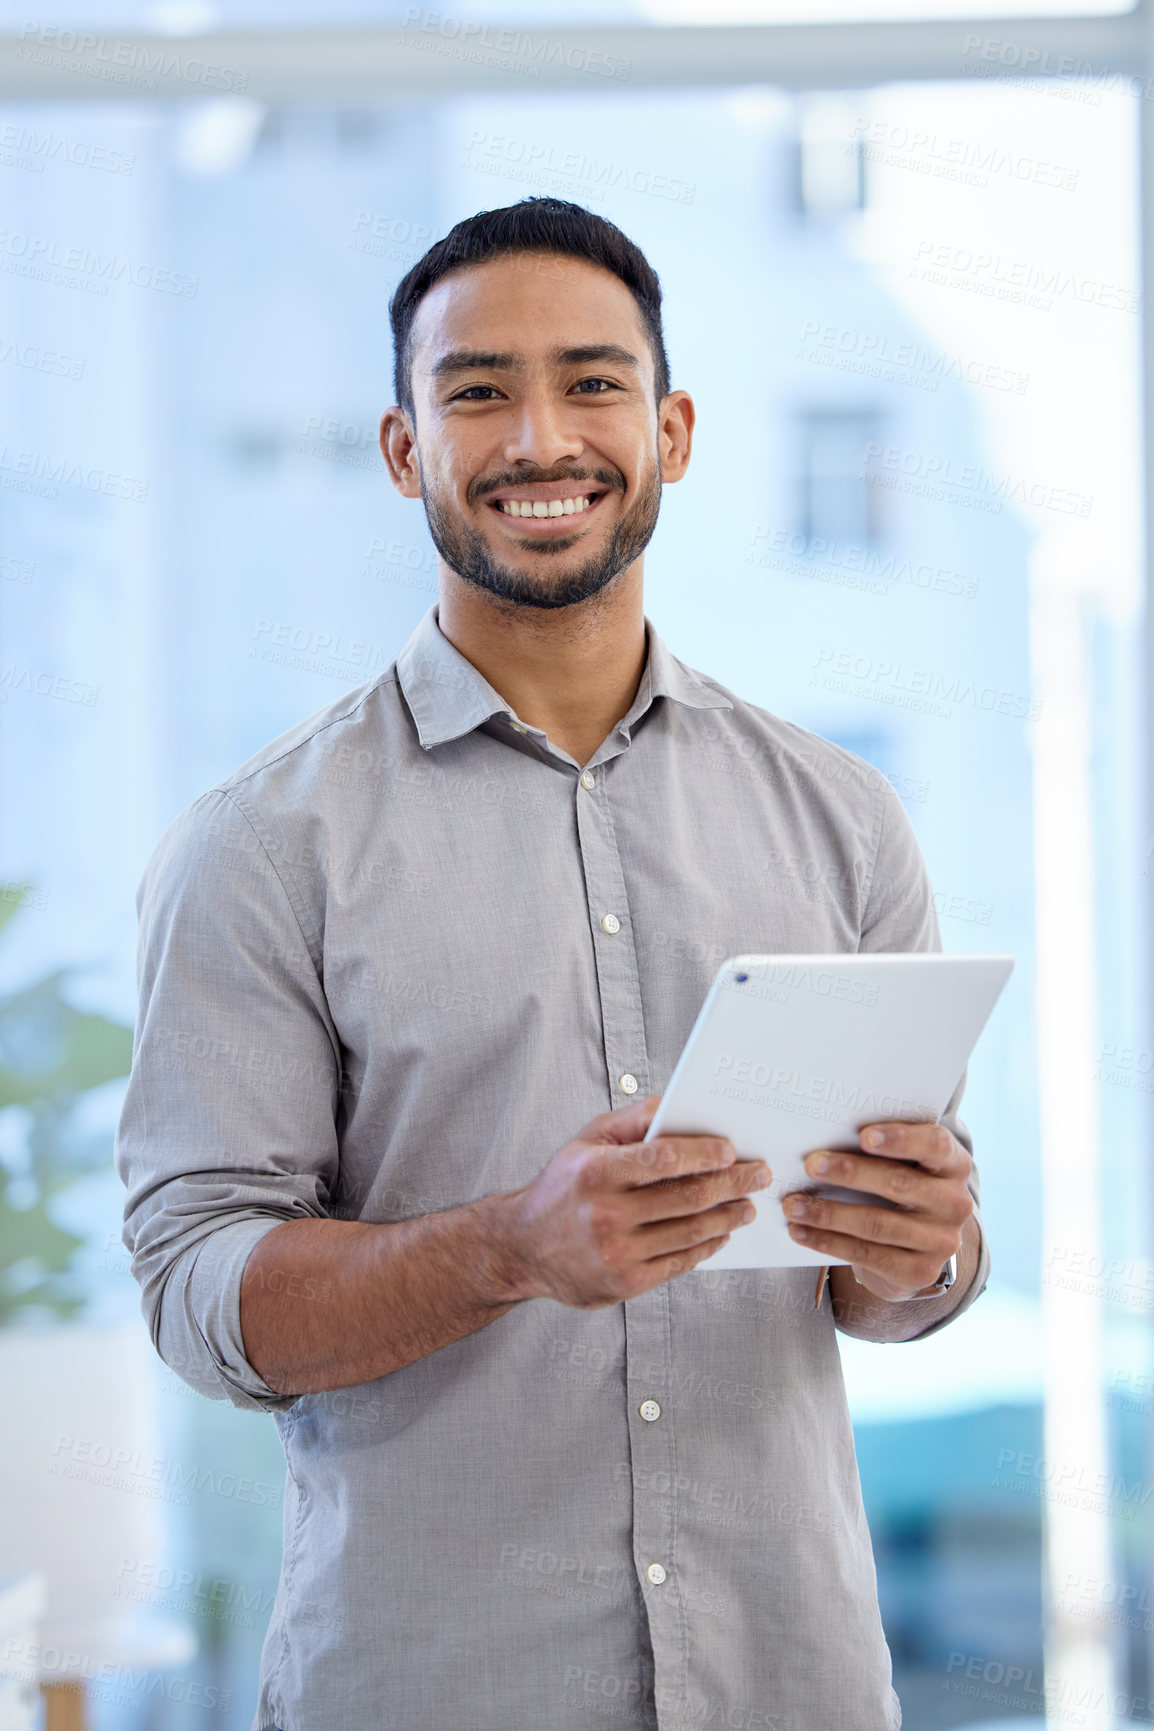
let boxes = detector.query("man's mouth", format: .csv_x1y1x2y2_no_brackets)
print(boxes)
496,494,599,519
485,484,610,525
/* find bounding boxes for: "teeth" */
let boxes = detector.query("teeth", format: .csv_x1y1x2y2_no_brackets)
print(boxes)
498,495,594,518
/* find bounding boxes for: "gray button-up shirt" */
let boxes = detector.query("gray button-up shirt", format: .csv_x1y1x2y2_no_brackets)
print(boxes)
117,602,989,1731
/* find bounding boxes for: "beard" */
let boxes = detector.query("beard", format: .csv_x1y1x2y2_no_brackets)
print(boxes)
419,454,662,612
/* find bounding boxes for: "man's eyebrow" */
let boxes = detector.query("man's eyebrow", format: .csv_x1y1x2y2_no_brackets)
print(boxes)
551,344,641,370
431,349,524,380
430,343,642,382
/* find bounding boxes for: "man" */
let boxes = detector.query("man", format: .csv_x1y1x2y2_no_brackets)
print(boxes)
117,197,986,1731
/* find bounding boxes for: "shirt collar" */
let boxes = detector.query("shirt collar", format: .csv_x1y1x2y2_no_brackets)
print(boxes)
395,602,732,752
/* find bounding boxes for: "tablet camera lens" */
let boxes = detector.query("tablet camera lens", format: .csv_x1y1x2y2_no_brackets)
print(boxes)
735,973,748,983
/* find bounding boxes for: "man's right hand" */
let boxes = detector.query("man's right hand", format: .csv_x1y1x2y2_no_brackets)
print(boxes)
495,1095,772,1309
240,1095,772,1395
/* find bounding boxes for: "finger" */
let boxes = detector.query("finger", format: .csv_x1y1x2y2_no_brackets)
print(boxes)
668,1231,736,1277
856,1121,969,1176
784,1219,947,1291
782,1193,961,1256
636,1211,743,1267
801,1149,973,1218
587,1096,664,1146
602,1133,740,1191
628,1166,770,1226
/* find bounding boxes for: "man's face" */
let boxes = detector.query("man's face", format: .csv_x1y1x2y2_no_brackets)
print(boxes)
389,252,681,611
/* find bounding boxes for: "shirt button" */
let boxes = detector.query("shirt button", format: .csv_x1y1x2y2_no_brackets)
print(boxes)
639,1399,661,1422
646,1563,667,1586
619,1073,639,1095
600,913,621,935
510,720,528,734
579,770,596,790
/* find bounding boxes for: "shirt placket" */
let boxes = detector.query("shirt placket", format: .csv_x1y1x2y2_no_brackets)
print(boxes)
573,754,687,1726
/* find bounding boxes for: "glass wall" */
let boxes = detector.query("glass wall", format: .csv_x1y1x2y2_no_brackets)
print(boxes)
0,54,1144,1731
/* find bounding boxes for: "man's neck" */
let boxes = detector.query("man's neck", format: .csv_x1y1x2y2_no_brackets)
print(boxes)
435,565,648,768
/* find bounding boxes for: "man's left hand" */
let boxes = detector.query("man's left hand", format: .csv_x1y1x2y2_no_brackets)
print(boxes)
782,1121,974,1302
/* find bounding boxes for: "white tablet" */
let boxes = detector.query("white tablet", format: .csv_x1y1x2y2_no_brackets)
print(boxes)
643,952,1014,1270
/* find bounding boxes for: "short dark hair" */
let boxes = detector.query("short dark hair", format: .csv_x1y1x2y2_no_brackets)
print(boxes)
388,197,671,418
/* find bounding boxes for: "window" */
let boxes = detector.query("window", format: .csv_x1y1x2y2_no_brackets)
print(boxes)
795,406,887,545
792,94,866,218
0,34,1143,1729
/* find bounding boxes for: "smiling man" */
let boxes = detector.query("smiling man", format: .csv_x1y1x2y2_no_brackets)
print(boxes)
117,198,987,1731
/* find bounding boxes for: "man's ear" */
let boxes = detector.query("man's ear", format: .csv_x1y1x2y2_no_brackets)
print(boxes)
380,407,421,498
658,390,694,485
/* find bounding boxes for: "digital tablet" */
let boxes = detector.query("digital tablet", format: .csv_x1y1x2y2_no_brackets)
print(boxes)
643,952,1014,1270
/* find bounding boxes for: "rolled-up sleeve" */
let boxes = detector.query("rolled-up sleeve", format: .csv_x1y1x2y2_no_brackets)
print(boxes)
115,788,340,1411
856,774,992,1335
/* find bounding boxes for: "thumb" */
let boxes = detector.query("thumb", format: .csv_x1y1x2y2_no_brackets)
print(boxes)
597,1094,662,1145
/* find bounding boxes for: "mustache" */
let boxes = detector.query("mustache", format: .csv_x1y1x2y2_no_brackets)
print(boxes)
469,465,625,505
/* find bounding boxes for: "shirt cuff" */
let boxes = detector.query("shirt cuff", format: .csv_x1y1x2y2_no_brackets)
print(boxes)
903,1197,991,1341
155,1216,304,1413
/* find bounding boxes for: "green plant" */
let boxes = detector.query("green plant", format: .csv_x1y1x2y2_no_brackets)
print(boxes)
0,891,134,1324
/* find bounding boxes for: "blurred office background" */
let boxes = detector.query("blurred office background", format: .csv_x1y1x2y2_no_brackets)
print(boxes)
0,0,1149,1726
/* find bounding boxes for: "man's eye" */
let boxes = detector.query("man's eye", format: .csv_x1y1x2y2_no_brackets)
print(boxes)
452,385,501,401
573,377,618,394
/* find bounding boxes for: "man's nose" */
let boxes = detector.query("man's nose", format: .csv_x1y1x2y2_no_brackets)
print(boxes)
503,392,584,470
